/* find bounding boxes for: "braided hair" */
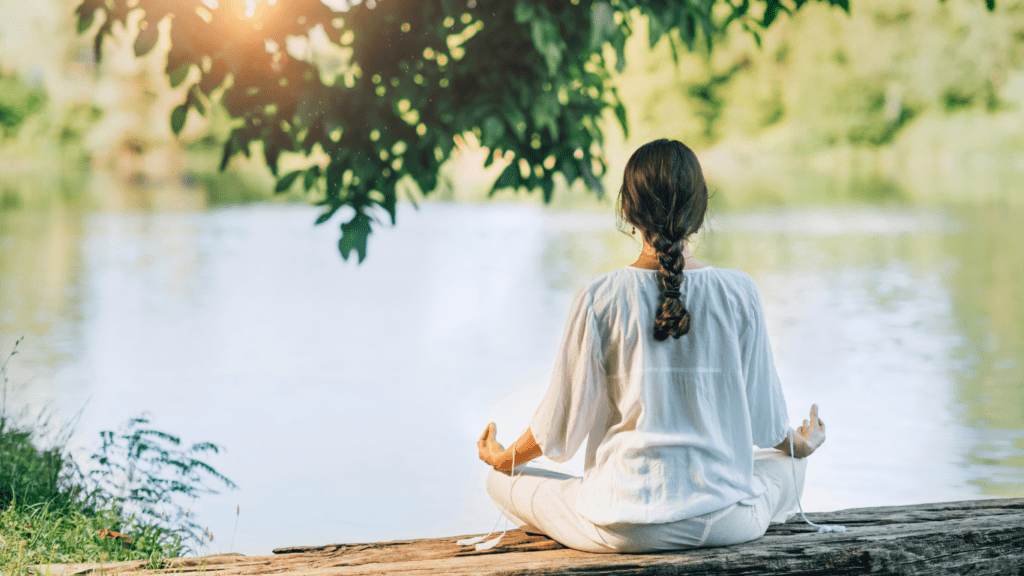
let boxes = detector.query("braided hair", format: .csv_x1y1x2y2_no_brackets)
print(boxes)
617,139,709,341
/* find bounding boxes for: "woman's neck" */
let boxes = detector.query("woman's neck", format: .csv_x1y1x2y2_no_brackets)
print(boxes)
630,240,707,271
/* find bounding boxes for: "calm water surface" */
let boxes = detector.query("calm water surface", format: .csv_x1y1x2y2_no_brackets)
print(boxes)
1,202,1021,555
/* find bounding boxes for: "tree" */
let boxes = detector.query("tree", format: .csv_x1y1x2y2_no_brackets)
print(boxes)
76,0,893,261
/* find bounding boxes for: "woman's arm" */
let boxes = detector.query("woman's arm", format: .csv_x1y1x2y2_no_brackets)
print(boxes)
477,423,543,473
773,404,826,458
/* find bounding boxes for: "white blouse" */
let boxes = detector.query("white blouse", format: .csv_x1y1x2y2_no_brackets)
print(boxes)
529,265,791,525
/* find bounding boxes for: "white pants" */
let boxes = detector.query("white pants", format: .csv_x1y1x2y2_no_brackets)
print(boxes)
486,448,807,553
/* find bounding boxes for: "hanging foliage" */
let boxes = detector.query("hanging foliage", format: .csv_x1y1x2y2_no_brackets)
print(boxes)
76,0,873,261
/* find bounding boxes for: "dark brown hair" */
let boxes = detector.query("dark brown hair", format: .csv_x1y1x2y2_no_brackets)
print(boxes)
618,139,709,341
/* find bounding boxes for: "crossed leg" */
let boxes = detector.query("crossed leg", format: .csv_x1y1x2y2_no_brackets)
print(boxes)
485,450,808,553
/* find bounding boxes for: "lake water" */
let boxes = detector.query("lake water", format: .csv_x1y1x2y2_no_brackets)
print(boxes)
1,201,1021,556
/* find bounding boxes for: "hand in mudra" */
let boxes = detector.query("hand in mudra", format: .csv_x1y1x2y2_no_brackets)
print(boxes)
797,404,826,455
477,422,506,469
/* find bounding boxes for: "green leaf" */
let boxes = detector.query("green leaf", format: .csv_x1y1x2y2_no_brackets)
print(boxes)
590,2,616,51
326,160,346,198
503,101,528,141
315,205,339,225
186,85,206,115
170,104,187,135
648,12,666,49
763,0,781,27
219,138,234,171
530,20,563,76
493,163,519,192
680,13,696,51
532,93,560,140
610,31,627,72
303,165,322,191
580,157,603,196
540,176,554,203
275,170,302,193
413,169,437,197
482,115,506,150
379,187,397,225
560,158,579,185
667,32,680,65
513,1,535,23
92,18,112,63
168,64,190,89
76,7,95,34
134,23,159,57
699,11,715,53
264,139,281,176
338,212,372,262
611,89,629,138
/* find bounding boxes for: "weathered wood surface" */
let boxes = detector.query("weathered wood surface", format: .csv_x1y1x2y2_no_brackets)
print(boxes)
37,498,1024,576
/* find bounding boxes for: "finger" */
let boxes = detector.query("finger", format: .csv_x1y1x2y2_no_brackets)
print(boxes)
810,404,818,426
479,424,490,443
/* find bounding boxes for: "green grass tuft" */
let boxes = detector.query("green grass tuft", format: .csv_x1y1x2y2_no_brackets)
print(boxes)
0,338,234,574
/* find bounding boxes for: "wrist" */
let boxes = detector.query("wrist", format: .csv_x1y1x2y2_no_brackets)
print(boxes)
494,449,513,472
798,436,817,458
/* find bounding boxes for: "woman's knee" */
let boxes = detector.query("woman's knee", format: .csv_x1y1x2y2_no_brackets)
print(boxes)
486,468,511,503
701,503,766,547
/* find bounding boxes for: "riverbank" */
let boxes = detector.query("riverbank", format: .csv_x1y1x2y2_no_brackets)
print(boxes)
35,498,1024,576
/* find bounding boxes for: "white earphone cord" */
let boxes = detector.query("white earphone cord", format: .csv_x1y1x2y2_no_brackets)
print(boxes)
789,430,845,534
457,427,527,551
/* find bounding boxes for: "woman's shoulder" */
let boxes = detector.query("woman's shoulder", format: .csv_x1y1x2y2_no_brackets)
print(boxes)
578,266,653,293
573,265,762,304
577,265,756,288
703,266,757,289
696,266,763,305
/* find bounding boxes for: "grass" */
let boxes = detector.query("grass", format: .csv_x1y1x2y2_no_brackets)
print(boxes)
0,338,235,575
0,500,184,570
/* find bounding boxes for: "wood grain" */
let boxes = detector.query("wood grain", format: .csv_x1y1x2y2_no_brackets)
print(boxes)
35,498,1024,576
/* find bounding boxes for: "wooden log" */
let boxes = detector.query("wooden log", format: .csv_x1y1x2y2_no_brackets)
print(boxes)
35,498,1024,576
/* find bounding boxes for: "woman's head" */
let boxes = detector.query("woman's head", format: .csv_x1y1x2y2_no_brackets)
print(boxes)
618,139,709,341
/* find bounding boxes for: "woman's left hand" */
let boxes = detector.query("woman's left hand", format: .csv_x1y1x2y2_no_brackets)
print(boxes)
477,422,506,468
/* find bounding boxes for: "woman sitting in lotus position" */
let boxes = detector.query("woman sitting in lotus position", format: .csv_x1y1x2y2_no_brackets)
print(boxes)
476,138,827,553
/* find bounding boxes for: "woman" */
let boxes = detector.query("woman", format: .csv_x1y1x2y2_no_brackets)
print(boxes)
475,139,827,553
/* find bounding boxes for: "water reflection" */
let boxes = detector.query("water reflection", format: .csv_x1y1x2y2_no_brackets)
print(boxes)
0,202,1021,555
702,206,1023,499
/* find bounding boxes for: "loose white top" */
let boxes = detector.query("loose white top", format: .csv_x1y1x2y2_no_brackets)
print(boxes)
530,265,790,525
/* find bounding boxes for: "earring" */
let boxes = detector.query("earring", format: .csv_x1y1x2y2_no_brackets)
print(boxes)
631,226,636,235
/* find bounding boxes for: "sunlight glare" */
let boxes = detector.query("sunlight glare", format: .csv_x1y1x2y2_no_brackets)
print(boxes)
320,0,350,10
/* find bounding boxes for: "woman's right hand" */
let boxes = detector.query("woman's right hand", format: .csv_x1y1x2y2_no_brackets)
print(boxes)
478,422,507,470
796,404,826,456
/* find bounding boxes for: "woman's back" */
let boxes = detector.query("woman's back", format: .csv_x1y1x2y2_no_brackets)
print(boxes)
530,265,791,525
